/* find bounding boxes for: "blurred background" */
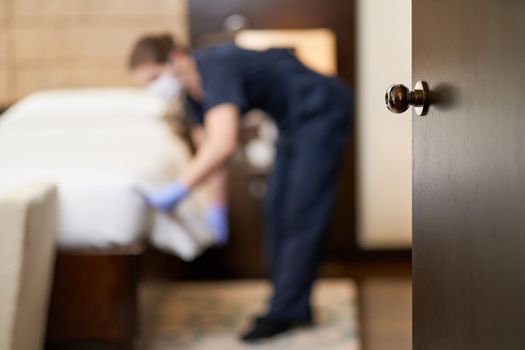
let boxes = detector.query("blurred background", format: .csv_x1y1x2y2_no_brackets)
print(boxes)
0,0,412,349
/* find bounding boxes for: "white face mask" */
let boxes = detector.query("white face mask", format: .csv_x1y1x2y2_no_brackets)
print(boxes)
147,72,182,101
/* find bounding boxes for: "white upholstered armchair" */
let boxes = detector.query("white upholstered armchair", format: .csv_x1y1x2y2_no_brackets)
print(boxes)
0,182,58,350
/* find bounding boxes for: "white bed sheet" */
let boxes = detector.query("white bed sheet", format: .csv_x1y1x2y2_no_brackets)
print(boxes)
0,88,213,260
0,173,147,248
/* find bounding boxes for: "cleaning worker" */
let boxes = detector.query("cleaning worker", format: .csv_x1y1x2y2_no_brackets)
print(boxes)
128,34,352,342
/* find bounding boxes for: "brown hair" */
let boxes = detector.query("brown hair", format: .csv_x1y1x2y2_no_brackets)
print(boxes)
128,34,176,69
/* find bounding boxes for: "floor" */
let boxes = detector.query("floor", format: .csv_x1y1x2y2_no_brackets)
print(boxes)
359,278,412,350
139,279,359,349
138,277,411,350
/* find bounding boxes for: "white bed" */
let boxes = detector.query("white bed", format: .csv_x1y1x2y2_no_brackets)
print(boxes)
0,88,213,260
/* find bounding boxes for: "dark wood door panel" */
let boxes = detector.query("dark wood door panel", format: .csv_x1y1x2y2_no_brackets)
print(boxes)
413,0,525,349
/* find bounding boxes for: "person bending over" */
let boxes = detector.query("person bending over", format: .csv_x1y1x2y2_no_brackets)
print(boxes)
128,34,352,342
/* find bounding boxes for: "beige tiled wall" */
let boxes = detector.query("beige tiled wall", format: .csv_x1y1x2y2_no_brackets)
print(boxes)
0,1,9,103
0,0,189,104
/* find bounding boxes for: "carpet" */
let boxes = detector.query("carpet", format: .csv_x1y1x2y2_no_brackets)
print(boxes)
139,279,359,349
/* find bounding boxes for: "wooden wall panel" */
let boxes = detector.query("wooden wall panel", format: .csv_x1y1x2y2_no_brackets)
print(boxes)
13,26,61,62
14,62,127,97
0,0,10,102
0,69,7,103
14,0,187,17
0,0,188,105
0,23,6,64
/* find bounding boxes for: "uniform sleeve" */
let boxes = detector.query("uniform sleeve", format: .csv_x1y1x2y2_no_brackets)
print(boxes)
201,60,248,114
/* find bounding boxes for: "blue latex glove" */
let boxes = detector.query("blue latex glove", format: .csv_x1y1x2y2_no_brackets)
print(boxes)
205,203,229,246
144,181,190,212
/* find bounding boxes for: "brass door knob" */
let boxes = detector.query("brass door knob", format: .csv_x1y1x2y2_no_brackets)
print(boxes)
385,80,429,116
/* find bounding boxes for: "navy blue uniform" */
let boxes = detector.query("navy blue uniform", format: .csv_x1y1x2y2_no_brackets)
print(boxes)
187,44,352,322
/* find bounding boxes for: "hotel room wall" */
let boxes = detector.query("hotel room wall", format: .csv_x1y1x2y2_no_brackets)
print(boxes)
356,0,412,249
0,0,189,105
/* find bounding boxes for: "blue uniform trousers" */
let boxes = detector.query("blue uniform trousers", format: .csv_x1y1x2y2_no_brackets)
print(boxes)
265,78,352,322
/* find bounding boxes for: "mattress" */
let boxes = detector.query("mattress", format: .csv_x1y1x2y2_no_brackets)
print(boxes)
0,88,213,260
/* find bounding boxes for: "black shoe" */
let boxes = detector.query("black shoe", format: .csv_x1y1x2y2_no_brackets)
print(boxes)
252,313,314,325
240,316,312,343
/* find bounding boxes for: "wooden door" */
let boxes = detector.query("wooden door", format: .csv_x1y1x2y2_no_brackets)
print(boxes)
412,0,525,349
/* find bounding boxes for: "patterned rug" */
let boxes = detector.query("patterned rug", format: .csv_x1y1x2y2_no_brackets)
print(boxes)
139,279,360,350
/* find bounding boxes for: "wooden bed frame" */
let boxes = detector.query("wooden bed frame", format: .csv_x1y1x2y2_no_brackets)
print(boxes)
45,245,144,350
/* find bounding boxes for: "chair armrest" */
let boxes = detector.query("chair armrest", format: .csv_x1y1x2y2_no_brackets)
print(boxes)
0,182,58,350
